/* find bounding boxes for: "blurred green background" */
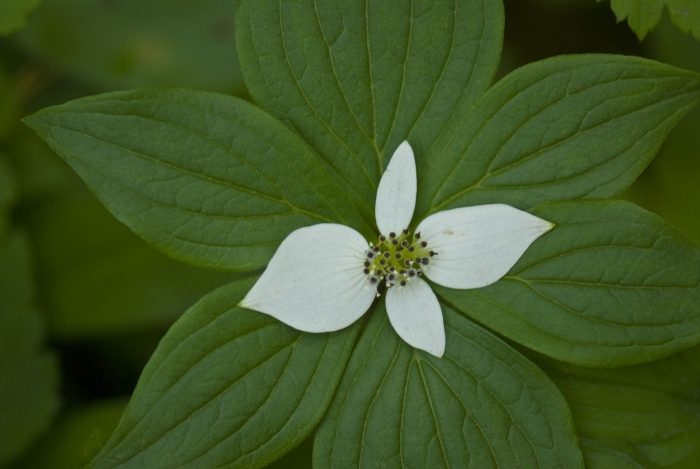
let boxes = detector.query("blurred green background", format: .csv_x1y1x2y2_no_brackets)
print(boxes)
0,0,698,468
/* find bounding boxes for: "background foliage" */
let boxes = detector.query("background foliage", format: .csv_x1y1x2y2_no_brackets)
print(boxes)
0,0,699,468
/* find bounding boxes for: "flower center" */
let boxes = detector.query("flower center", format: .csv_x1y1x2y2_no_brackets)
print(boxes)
364,229,438,292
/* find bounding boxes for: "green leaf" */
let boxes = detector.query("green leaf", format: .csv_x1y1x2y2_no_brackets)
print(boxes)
601,0,700,41
88,277,359,469
236,0,504,215
26,191,237,339
0,0,40,36
9,399,127,469
314,305,583,469
0,231,60,466
3,125,76,200
435,199,700,367
12,0,244,92
0,154,17,236
532,344,700,469
25,88,370,272
416,55,700,219
0,69,19,139
624,17,700,246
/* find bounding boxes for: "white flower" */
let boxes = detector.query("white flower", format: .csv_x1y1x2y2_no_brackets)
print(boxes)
239,142,554,357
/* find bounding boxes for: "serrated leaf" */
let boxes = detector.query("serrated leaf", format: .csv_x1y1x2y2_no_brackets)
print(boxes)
25,88,370,272
601,0,700,41
532,344,700,469
26,192,236,339
0,0,40,36
236,0,504,216
0,231,60,466
435,199,700,367
415,55,700,219
88,277,359,469
314,304,583,469
13,0,244,92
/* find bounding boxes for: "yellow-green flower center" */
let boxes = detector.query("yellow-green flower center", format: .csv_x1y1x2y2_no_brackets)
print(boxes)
364,229,437,291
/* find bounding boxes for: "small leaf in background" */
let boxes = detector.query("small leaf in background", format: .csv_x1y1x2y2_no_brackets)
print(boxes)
236,0,504,216
601,0,700,41
11,0,244,93
0,231,60,466
532,344,700,469
416,55,700,218
25,191,237,339
435,200,700,367
25,88,370,272
0,68,19,139
314,304,584,469
4,124,76,200
0,0,40,36
0,154,17,236
9,398,127,469
89,277,359,469
623,14,700,246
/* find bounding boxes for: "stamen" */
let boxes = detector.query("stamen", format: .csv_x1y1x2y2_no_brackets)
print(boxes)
408,269,416,277
422,258,429,265
415,232,421,240
400,280,407,287
363,268,370,275
364,261,370,267
370,277,378,285
404,259,411,266
389,232,396,239
383,251,391,258
429,250,435,257
408,246,415,252
373,246,380,252
401,240,408,247
420,241,427,248
379,259,386,265
392,239,398,246
379,235,386,242
402,229,409,235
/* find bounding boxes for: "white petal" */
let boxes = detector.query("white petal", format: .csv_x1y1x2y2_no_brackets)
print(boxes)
239,224,376,332
375,141,417,237
416,204,554,289
386,278,445,357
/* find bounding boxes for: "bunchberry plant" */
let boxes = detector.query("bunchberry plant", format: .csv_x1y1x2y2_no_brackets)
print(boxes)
241,141,553,357
24,0,700,467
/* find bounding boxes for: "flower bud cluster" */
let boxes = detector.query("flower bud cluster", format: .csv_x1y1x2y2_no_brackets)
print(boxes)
364,228,438,294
